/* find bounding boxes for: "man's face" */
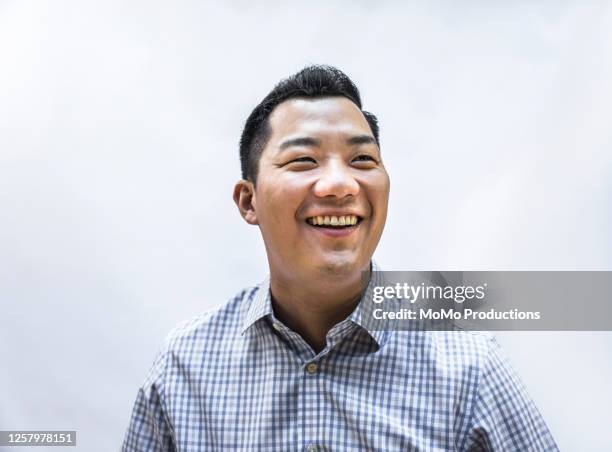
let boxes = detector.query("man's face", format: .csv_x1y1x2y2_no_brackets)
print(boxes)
246,96,390,280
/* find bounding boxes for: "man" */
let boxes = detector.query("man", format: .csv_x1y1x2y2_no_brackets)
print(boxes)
123,66,558,451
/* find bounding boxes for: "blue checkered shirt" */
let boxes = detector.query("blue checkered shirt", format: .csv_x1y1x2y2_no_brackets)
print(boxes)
123,265,558,451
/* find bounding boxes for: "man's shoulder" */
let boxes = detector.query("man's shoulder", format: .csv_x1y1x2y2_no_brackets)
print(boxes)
400,326,498,372
431,325,496,352
162,284,261,353
139,285,261,390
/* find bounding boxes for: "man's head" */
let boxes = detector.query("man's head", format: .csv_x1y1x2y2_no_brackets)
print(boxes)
239,65,380,185
234,65,390,282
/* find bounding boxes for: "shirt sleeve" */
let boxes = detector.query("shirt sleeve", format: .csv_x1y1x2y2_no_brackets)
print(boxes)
464,338,559,452
122,346,176,452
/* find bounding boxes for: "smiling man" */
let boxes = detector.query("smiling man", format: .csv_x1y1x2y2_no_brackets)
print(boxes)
234,93,389,354
123,66,558,451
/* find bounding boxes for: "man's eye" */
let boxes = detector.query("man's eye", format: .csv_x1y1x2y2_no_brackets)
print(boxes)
287,157,316,165
352,155,378,164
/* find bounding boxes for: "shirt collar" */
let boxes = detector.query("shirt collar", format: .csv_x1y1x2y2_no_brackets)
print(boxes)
346,260,391,348
240,260,391,348
240,275,274,335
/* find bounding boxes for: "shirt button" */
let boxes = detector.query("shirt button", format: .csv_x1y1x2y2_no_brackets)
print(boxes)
307,445,318,452
272,322,283,331
306,362,318,374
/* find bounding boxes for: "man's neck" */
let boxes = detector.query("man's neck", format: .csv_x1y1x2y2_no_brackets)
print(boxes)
269,265,370,354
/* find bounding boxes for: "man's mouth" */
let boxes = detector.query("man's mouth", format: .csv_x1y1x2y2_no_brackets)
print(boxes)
306,215,362,228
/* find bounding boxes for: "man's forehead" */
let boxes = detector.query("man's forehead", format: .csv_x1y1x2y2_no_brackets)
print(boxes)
268,97,373,139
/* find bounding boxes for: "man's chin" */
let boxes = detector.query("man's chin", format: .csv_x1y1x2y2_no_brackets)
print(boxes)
311,253,367,280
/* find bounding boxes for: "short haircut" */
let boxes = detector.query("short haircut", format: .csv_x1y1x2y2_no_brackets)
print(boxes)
239,65,379,184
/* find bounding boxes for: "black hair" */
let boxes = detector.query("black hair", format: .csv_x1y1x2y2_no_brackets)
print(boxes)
239,65,379,184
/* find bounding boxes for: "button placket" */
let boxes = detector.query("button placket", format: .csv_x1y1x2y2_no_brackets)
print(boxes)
301,358,322,451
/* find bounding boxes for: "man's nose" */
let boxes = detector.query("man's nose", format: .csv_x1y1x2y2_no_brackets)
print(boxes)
312,160,360,198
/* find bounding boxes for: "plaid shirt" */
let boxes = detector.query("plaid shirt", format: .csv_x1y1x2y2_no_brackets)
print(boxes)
123,265,558,451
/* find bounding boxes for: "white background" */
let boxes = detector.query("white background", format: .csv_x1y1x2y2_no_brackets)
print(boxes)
1,1,611,450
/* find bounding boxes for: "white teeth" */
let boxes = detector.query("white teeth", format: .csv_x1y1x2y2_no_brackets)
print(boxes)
307,215,359,226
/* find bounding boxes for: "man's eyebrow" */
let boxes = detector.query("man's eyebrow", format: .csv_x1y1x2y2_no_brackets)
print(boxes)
279,137,321,150
346,135,377,146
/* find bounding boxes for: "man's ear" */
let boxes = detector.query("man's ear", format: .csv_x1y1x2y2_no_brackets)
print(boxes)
233,180,258,225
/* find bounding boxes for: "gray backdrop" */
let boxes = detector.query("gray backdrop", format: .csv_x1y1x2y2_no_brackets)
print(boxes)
1,1,611,450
